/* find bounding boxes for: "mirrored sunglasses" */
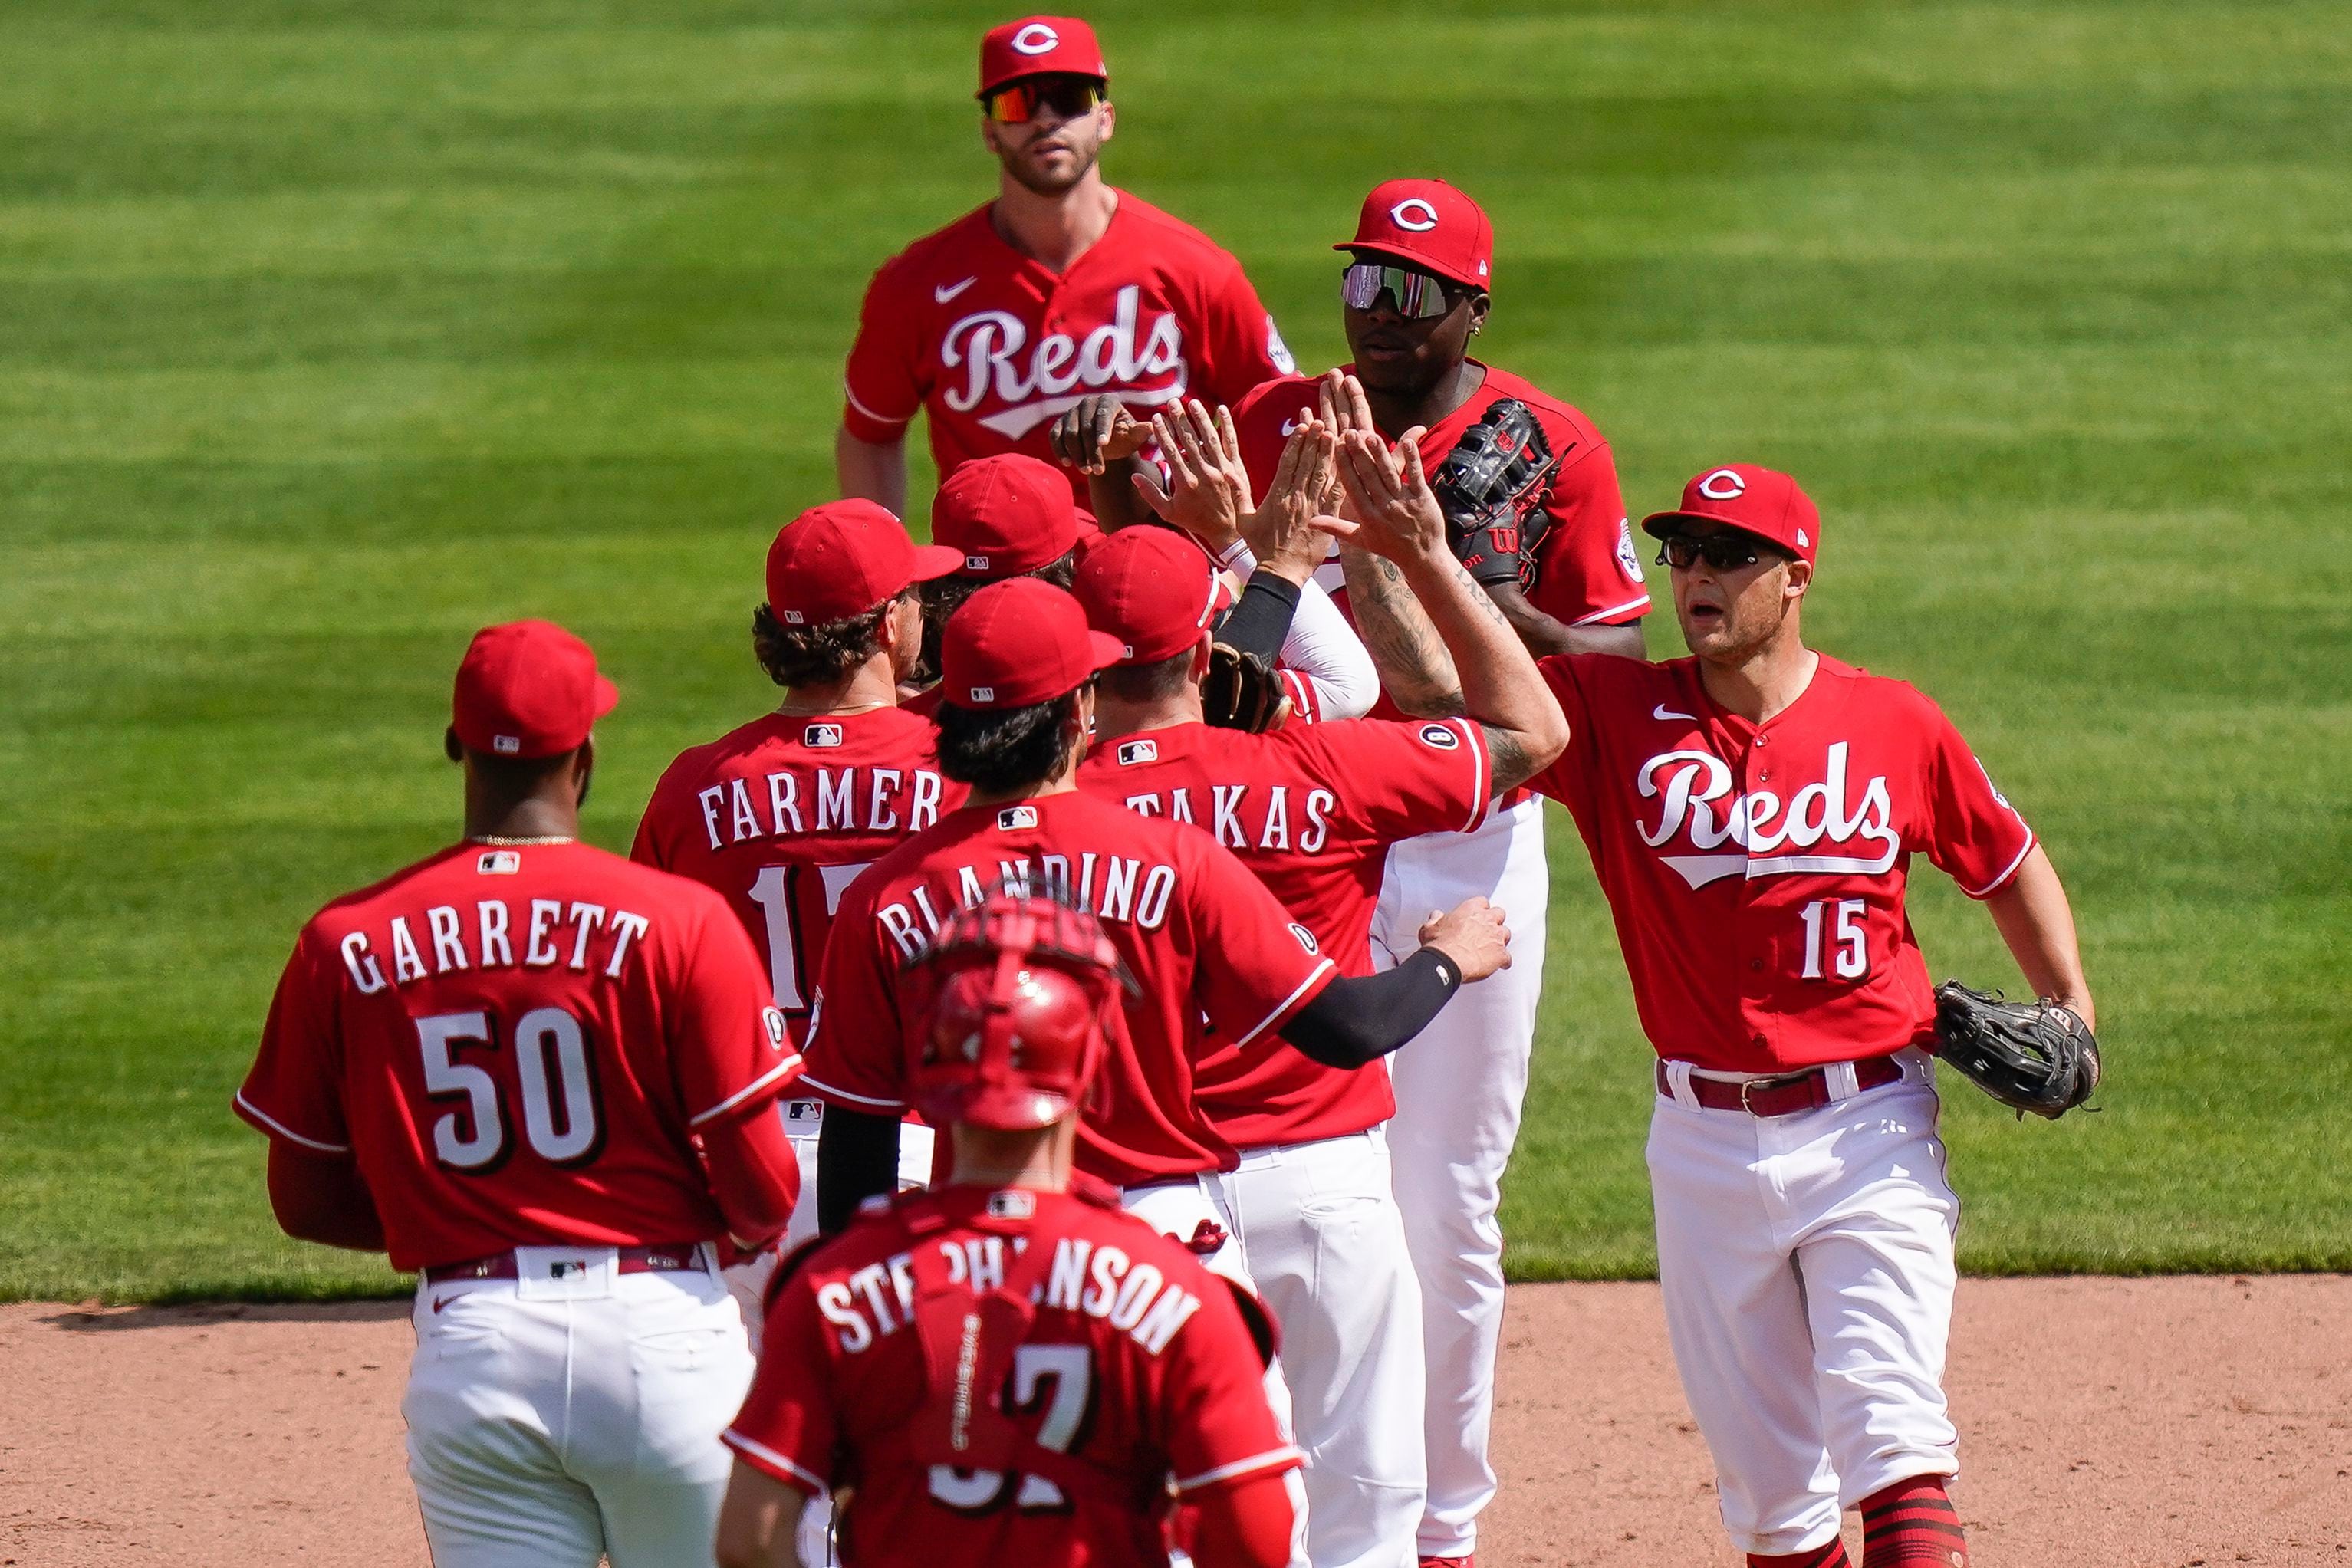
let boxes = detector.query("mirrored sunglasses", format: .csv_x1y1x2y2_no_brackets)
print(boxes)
1656,533,1787,571
985,75,1106,123
1340,261,1456,321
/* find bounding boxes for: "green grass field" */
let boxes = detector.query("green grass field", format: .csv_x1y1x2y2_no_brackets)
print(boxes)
5,0,2347,1301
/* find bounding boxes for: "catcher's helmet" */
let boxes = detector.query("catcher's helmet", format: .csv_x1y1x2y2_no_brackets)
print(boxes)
905,889,1127,1131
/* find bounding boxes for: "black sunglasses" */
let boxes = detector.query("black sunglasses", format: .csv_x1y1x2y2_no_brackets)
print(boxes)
984,74,1107,123
1656,533,1789,571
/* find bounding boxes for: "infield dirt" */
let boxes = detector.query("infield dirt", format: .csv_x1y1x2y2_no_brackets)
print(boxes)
2,1277,2344,1566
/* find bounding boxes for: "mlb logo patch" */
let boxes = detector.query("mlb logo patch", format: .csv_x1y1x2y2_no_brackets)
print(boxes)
784,1099,824,1131
988,1189,1038,1219
965,554,991,572
997,804,1038,830
804,722,844,748
782,609,805,624
1117,738,1159,765
969,685,995,703
492,735,521,754
476,850,522,876
1419,722,1461,751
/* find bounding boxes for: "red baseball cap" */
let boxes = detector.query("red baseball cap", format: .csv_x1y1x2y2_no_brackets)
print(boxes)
1071,524,1221,665
978,16,1107,97
765,499,962,626
1641,465,1822,565
451,620,618,760
933,455,1084,578
1335,178,1494,291
939,577,1124,709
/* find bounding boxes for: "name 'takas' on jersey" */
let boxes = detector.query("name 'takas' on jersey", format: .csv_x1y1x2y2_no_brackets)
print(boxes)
632,708,968,1048
1529,653,2036,1072
1076,716,1490,1148
725,1182,1298,1567
798,790,1337,1187
236,842,797,1272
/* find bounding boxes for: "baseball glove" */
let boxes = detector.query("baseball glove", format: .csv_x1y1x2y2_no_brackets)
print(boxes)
1429,398,1564,590
1932,981,2101,1119
1200,643,1290,734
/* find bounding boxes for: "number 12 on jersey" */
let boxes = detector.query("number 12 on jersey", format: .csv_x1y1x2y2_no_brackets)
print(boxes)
1798,898,1869,981
746,862,870,1013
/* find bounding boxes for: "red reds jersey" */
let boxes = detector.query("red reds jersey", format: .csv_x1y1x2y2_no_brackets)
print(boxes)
236,842,798,1272
1529,653,2037,1072
1075,717,1490,1147
725,1182,1298,1566
799,790,1337,1186
1234,363,1651,635
631,708,967,1049
843,196,1294,498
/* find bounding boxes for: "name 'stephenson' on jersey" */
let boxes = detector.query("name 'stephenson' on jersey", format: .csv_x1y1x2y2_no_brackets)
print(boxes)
798,791,1337,1187
632,708,968,1043
725,1184,1298,1568
1529,653,2036,1072
844,196,1294,495
236,841,798,1272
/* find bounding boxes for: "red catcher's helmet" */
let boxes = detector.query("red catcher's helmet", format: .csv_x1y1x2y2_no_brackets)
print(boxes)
905,889,1129,1131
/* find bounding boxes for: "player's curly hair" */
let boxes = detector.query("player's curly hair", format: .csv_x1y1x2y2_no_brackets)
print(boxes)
751,591,906,690
910,551,1081,688
934,689,1085,792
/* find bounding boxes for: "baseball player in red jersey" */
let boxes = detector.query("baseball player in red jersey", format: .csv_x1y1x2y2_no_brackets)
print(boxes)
835,15,1294,517
236,621,803,1568
1070,499,1567,1568
800,577,1510,1251
1484,465,2093,1566
634,501,971,1271
714,891,1301,1568
1240,242,1650,1556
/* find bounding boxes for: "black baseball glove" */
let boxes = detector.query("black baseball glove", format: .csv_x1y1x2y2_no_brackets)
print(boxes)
1932,981,2101,1119
1199,643,1289,734
1429,398,1564,590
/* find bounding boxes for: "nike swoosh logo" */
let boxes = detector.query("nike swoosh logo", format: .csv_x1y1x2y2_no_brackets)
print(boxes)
431,1294,459,1315
933,277,976,304
1280,416,1302,436
1653,704,1696,722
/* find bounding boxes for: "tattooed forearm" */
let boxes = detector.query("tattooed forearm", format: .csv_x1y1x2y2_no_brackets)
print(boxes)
1338,547,1462,717
1482,725,1539,793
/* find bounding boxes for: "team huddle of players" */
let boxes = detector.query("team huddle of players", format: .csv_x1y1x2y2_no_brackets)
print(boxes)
233,15,2100,1568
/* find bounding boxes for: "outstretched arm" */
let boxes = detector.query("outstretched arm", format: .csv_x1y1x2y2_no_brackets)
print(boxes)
834,426,907,518
1981,843,2095,1030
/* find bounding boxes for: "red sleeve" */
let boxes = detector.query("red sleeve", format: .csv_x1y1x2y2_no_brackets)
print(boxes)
1161,1274,1303,1497
1315,718,1492,842
1183,838,1337,1050
797,881,910,1112
722,1277,840,1494
628,772,674,871
1916,702,2036,899
1522,655,1602,815
1192,252,1293,408
841,255,926,442
673,900,803,1128
1525,439,1652,627
235,926,352,1154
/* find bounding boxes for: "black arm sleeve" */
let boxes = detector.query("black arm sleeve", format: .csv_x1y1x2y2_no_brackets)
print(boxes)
816,1106,901,1236
1281,947,1463,1069
1212,570,1303,662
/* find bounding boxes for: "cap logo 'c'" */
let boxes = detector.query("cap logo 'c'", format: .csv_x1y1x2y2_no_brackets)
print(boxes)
965,554,991,571
969,685,995,703
1698,468,1746,500
493,735,521,754
1389,198,1440,232
1012,21,1058,53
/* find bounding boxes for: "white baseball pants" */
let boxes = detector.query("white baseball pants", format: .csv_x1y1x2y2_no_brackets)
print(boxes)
1126,1173,1311,1568
403,1245,752,1568
1649,1050,1962,1556
1218,1129,1426,1568
1371,794,1549,1559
